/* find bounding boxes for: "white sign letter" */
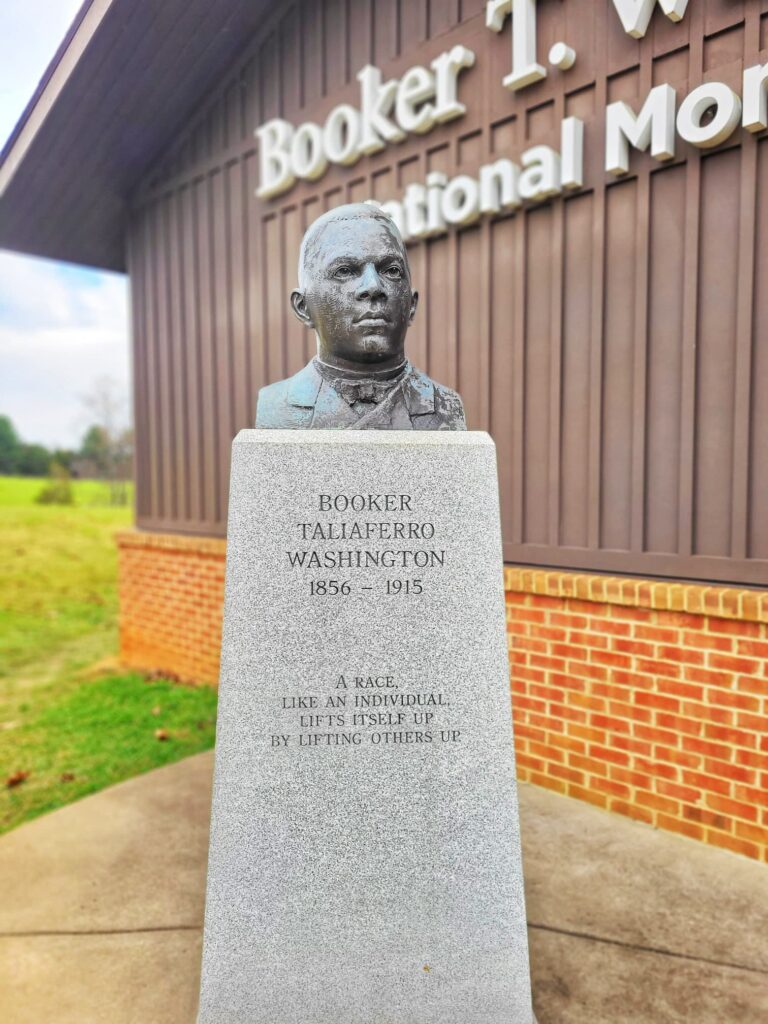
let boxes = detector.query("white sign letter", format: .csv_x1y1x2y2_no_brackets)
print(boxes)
677,82,741,149
357,65,406,156
431,46,476,123
743,62,768,134
479,159,521,213
290,123,327,181
561,116,584,190
323,105,361,166
425,173,448,236
610,0,689,40
441,175,481,226
605,84,676,175
486,0,546,92
396,67,437,134
519,145,561,200
256,119,295,199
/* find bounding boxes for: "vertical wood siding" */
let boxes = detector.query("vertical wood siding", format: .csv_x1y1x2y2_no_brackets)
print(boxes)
128,0,768,584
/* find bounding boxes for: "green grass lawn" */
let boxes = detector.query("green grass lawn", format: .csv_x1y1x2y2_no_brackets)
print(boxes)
0,476,218,834
0,476,130,680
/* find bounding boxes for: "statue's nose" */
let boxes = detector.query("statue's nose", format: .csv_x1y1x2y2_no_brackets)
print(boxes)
355,263,386,301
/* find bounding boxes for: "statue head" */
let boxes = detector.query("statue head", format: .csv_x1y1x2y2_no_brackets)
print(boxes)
290,202,418,374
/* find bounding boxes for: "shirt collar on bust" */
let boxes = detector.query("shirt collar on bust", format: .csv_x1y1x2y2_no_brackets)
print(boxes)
312,357,407,406
286,358,435,416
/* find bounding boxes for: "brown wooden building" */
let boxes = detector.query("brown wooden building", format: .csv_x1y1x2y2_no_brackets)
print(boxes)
2,0,768,861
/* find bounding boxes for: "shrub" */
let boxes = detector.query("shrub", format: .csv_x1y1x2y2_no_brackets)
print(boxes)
35,463,74,505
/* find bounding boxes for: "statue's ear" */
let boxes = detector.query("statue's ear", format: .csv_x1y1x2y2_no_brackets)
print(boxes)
291,289,314,328
408,290,419,325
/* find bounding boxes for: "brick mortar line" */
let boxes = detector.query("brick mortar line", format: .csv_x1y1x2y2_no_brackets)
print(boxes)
549,773,764,833
524,791,767,854
520,693,767,731
510,631,767,654
521,769,767,837
516,722,767,780
515,707,768,746
520,724,765,770
510,650,766,693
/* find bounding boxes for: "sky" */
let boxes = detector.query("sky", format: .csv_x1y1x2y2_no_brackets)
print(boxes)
0,0,129,450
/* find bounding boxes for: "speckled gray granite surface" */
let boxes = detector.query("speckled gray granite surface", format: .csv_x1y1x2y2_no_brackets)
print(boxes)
197,430,534,1023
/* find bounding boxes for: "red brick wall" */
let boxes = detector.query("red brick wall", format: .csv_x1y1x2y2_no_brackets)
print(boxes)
117,531,226,685
506,568,768,864
116,530,767,862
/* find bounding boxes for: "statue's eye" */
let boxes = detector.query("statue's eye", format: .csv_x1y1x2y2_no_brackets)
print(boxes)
384,265,403,279
333,265,353,279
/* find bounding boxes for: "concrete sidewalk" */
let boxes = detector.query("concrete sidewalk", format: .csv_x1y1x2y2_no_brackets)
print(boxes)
0,752,766,1024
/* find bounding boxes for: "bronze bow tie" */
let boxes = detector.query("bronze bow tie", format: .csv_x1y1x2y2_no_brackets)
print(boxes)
337,378,396,405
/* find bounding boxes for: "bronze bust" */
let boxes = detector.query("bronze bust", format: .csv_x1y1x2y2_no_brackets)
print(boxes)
255,203,466,431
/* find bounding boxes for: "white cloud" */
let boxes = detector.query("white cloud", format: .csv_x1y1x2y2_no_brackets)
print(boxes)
0,251,129,449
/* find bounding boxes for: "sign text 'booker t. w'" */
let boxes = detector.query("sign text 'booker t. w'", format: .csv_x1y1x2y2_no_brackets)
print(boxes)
255,0,768,242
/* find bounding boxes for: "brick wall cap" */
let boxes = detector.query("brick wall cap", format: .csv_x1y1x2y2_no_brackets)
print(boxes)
504,567,768,625
116,528,227,556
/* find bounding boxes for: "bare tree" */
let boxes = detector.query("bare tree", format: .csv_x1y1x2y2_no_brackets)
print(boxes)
79,376,134,504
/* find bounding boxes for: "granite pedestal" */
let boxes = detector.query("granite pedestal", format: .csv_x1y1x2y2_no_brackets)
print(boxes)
197,429,535,1023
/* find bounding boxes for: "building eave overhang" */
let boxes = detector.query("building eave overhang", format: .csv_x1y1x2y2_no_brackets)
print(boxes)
0,0,268,272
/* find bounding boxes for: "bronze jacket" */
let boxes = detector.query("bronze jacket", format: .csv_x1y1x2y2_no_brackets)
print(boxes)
255,359,466,431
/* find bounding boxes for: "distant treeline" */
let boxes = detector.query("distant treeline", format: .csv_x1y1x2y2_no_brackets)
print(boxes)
0,414,133,480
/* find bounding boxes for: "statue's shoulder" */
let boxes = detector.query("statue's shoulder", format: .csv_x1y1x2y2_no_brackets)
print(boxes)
431,378,463,405
254,378,289,428
257,376,288,403
405,365,466,430
255,362,320,428
431,378,467,430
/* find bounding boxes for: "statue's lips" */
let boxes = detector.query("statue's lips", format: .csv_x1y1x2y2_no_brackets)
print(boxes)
354,312,390,325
